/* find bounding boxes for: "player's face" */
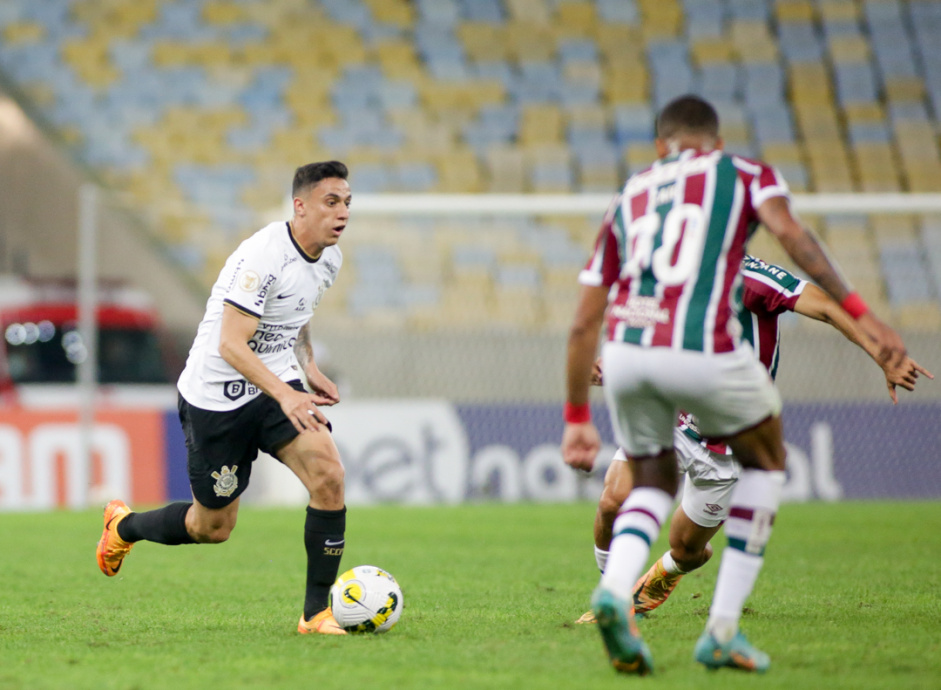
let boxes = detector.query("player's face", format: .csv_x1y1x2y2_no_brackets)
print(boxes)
298,177,351,250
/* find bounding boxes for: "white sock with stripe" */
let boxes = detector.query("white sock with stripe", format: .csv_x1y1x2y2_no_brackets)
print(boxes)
594,546,609,573
600,487,674,602
661,550,687,575
707,469,785,643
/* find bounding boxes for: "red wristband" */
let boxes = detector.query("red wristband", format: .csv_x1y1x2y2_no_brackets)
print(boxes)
840,292,869,320
564,402,591,424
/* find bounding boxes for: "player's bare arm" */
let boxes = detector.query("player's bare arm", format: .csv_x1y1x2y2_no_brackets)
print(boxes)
757,195,907,366
562,284,608,472
294,319,340,406
219,303,329,431
793,284,933,403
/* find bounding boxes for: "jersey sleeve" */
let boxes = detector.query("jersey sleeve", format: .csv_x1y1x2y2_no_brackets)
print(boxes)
732,155,791,212
741,256,807,316
221,238,280,319
579,195,623,288
750,163,790,209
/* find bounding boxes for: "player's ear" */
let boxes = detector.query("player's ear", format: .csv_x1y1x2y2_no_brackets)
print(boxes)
654,138,670,158
293,195,305,217
714,136,725,152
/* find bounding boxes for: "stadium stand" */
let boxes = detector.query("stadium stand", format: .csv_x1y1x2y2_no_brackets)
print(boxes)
0,0,939,332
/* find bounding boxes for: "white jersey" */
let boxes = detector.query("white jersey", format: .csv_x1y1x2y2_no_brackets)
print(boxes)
177,221,342,411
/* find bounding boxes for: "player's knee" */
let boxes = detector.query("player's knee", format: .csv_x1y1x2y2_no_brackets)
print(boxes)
320,461,344,497
767,445,787,472
308,453,344,502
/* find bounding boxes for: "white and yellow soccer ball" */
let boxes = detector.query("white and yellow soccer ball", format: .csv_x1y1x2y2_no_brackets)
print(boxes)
329,565,403,633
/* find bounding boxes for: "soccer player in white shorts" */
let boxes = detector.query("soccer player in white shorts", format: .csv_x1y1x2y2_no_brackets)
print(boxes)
562,95,908,675
576,257,929,625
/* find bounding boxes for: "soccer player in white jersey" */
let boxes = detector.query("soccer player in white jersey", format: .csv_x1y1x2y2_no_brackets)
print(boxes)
561,95,908,675
576,256,930,625
97,161,353,635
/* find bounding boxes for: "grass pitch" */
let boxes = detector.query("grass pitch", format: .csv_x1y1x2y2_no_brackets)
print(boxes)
1,501,939,690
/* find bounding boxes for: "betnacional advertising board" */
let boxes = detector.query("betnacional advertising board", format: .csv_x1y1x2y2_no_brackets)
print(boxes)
1,392,939,511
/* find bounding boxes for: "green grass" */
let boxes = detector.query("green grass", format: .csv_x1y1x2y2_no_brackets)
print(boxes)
1,501,939,690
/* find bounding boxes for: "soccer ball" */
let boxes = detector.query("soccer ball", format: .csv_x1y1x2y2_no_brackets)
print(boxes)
329,565,403,633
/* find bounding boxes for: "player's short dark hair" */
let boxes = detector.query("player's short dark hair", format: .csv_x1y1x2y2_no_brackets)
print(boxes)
656,96,720,140
292,161,349,197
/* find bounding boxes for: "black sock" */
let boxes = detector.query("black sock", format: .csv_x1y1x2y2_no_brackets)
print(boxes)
117,502,197,545
303,506,346,620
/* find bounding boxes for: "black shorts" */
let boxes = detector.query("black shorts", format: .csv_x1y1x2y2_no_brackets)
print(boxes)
178,380,309,509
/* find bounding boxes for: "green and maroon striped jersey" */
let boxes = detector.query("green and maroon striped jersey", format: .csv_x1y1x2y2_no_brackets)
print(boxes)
679,255,806,450
738,255,806,379
580,149,790,353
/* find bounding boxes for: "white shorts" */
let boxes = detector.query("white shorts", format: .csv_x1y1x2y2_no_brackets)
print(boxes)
613,429,740,528
601,341,781,458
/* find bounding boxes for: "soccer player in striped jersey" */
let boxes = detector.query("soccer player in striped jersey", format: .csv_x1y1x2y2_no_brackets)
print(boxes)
561,95,908,675
576,255,930,626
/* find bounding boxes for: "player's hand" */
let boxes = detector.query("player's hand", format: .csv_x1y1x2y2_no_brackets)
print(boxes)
857,312,907,368
561,422,601,473
882,356,933,404
590,357,604,386
281,388,330,433
304,366,340,406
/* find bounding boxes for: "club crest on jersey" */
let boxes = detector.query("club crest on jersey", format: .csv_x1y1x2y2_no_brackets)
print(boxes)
238,270,261,292
211,466,239,497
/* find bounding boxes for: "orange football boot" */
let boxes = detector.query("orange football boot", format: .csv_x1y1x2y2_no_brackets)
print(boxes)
97,499,135,576
298,609,347,635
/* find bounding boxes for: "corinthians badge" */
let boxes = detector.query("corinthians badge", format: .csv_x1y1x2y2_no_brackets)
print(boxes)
211,465,239,497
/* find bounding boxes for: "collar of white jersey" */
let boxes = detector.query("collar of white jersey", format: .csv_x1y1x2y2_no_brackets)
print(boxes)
286,221,322,264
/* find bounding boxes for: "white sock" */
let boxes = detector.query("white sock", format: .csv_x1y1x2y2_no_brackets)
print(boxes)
594,546,609,573
706,470,784,643
600,487,674,601
707,548,763,642
661,550,686,575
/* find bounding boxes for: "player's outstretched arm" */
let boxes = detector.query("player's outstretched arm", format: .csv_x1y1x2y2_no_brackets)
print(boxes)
757,196,907,367
793,284,933,403
562,284,608,472
294,319,340,406
219,305,330,432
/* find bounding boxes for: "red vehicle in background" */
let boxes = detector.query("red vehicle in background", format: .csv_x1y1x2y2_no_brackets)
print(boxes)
0,275,171,393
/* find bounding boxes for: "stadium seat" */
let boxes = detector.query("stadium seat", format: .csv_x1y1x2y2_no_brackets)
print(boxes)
0,0,937,330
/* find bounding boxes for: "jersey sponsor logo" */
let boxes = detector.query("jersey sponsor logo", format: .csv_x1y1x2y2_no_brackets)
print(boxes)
281,252,298,270
223,379,259,401
253,274,277,307
247,327,297,355
238,270,261,292
295,297,308,312
610,297,670,327
211,465,239,497
323,259,339,278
